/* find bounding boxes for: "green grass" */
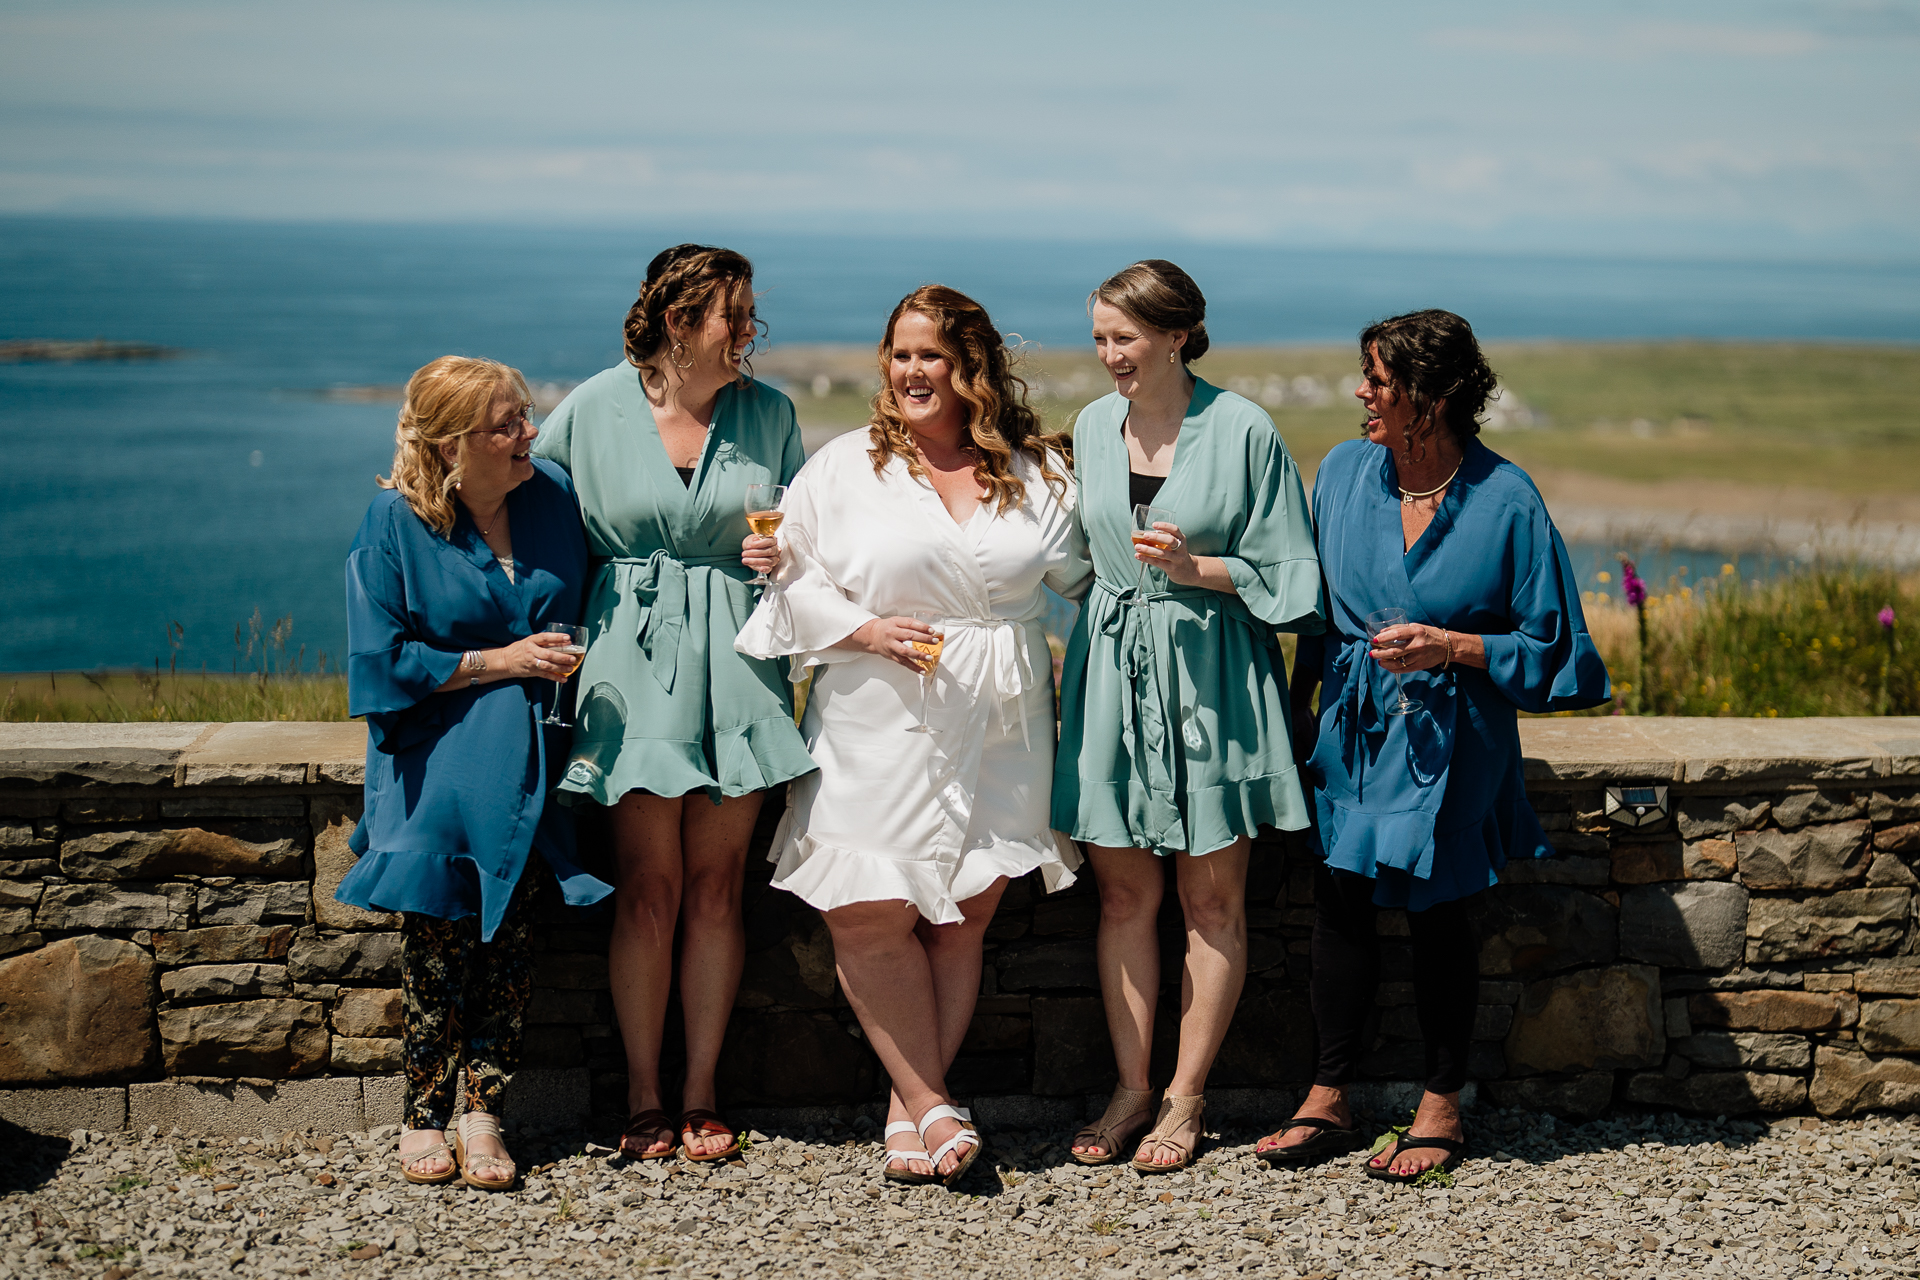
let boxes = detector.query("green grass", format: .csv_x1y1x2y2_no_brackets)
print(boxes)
2,669,349,722
793,341,1920,495
1577,564,1915,717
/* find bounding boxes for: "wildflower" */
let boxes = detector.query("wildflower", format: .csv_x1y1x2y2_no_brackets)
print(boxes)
1721,563,1736,576
1619,560,1647,608
1597,571,1612,584
1883,606,1898,630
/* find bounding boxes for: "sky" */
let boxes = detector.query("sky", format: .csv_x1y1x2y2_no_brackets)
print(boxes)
2,0,1917,260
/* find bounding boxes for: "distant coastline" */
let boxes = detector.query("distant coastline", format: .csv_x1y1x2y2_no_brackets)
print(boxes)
0,338,180,363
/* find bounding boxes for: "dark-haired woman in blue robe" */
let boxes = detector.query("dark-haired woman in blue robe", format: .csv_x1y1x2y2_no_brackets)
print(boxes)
337,356,612,1191
1257,312,1609,1183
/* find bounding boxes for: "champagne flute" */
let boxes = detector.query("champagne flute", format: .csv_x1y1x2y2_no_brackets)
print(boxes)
541,626,590,728
1131,504,1178,593
1365,608,1422,716
905,610,945,734
743,484,786,589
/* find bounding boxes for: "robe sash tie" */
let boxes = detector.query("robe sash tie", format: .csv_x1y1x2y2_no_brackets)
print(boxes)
1091,576,1219,851
929,615,1038,750
602,551,753,694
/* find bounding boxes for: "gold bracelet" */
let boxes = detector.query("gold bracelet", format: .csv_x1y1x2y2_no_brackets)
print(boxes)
1442,630,1453,670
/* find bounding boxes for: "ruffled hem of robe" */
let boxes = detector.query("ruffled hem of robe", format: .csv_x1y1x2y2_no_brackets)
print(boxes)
333,841,614,941
555,712,817,805
1315,787,1553,911
1055,765,1312,856
767,819,1081,925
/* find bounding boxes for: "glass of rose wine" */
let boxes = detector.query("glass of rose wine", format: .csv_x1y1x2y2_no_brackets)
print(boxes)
1131,504,1178,592
542,626,590,727
744,484,786,589
906,610,945,734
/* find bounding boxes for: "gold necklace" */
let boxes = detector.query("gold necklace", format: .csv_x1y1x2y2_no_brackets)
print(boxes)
1399,463,1461,506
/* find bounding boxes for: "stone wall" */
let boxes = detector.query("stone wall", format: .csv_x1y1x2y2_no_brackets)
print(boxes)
4,717,1920,1136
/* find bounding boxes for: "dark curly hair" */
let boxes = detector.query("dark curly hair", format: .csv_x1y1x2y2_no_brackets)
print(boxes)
868,284,1070,515
1090,259,1210,364
623,244,759,384
1359,309,1498,441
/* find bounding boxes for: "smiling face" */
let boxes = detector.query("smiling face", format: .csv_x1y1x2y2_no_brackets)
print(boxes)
447,386,537,496
1355,343,1420,452
1091,300,1187,402
887,310,967,438
673,279,758,382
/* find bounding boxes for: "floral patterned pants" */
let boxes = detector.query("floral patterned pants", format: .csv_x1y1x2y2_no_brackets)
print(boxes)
400,863,541,1131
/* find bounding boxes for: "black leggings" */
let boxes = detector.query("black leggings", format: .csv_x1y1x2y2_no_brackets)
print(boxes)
1310,864,1479,1096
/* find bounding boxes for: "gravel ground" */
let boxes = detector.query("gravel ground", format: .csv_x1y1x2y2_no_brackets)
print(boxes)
4,1106,1917,1279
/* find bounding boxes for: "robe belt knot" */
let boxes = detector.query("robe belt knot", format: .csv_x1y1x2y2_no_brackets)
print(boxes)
926,615,1037,751
1090,576,1217,851
603,551,752,694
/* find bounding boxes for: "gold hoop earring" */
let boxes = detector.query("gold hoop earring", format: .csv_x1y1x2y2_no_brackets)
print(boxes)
670,341,693,370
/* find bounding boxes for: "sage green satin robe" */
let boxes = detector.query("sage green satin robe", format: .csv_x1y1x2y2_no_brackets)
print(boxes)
1052,379,1324,854
533,367,817,805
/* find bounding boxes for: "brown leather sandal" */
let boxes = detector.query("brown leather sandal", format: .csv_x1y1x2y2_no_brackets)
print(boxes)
678,1109,742,1163
1131,1094,1206,1174
618,1108,677,1161
1071,1086,1158,1166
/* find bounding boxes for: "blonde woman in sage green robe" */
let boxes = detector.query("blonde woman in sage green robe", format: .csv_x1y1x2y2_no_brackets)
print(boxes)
1054,261,1322,1174
532,244,816,1164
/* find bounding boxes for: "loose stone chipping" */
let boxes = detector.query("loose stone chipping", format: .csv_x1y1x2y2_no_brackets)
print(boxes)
7,1110,1920,1280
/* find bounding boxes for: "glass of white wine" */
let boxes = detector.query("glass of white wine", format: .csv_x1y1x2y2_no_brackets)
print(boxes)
542,626,590,728
1365,608,1422,716
1131,504,1178,593
905,610,945,734
744,483,787,589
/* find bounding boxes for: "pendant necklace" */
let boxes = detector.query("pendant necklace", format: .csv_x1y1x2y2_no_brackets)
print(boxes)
1399,463,1461,506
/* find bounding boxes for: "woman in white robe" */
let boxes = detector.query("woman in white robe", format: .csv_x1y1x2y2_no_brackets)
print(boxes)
736,285,1091,1187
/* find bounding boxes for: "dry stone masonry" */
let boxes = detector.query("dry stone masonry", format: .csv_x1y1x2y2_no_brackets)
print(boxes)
3,717,1920,1137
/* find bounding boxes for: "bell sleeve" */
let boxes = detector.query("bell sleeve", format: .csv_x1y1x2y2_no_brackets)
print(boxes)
1482,505,1613,713
1220,425,1324,634
733,461,876,676
345,505,463,730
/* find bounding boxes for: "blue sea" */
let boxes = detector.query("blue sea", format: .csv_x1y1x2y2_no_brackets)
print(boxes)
4,215,1918,674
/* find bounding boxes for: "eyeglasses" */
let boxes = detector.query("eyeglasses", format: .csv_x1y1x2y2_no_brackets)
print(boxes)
475,405,536,437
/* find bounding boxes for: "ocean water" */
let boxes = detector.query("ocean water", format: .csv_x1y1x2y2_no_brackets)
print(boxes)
4,216,1918,674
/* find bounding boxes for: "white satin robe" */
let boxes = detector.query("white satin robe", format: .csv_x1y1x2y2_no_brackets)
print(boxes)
735,431,1093,923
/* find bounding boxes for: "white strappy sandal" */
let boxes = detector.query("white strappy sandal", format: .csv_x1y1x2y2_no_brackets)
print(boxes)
451,1112,517,1192
915,1104,983,1189
880,1120,941,1185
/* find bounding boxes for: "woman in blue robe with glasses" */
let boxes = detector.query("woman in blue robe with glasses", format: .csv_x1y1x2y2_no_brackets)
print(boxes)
1256,311,1609,1182
339,355,610,1191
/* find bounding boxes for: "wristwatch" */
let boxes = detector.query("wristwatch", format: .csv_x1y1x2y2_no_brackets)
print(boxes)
461,650,487,685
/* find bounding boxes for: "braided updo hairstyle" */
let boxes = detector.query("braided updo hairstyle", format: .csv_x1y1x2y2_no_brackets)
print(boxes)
623,244,758,383
1089,259,1210,364
1359,309,1499,441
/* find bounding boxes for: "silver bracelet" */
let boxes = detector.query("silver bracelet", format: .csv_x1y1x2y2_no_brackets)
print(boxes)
461,650,486,685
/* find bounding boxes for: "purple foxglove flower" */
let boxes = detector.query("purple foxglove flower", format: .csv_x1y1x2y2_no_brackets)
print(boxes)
1621,560,1648,608
1881,606,1897,630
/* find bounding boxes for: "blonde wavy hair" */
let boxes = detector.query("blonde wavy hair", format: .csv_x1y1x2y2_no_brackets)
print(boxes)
376,355,532,537
867,285,1069,515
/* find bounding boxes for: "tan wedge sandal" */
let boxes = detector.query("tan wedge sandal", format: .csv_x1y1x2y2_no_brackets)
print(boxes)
451,1112,517,1192
1130,1094,1205,1174
1071,1086,1158,1166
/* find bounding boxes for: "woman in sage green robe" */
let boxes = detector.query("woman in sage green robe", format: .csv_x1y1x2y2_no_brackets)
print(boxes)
1054,260,1322,1174
531,244,816,1164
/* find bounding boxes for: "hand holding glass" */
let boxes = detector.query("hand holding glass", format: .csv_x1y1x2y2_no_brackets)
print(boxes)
1365,608,1421,716
541,626,590,727
1131,504,1179,592
744,484,786,588
905,611,945,734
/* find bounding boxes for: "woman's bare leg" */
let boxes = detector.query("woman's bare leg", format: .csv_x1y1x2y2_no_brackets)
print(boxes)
675,792,763,1156
1072,845,1165,1160
608,793,686,1155
826,900,973,1178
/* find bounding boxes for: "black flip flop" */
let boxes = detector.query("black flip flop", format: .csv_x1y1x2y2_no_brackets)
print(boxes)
1363,1133,1466,1183
1255,1116,1369,1167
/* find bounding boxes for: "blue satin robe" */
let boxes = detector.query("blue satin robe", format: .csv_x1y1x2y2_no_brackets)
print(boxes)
337,460,613,940
1294,438,1611,910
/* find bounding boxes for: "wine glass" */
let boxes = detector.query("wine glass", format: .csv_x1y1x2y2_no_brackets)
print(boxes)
743,484,787,589
905,610,945,734
541,626,590,728
1131,504,1178,593
1365,608,1422,716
